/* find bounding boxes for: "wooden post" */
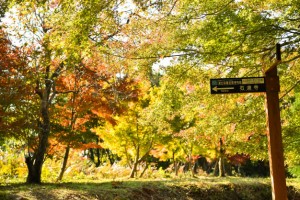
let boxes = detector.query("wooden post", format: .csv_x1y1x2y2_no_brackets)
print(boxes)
265,43,287,200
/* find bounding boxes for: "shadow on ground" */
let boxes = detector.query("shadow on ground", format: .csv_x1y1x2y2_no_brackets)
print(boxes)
0,178,299,200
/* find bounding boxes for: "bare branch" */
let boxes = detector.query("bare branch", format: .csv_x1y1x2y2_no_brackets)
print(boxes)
51,63,64,79
280,80,300,100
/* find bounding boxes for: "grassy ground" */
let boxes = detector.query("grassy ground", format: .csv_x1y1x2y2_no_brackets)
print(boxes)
1,177,300,200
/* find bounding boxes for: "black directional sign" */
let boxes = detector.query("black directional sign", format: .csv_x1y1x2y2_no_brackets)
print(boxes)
210,77,266,94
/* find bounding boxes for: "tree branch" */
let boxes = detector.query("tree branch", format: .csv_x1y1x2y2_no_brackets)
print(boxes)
280,80,300,100
51,63,64,79
35,80,43,99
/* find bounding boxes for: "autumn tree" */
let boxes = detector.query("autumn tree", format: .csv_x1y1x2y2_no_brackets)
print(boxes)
147,0,300,174
136,64,207,176
98,83,162,178
52,53,139,181
0,29,35,142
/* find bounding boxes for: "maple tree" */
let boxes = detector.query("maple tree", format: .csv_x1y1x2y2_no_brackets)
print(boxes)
52,53,139,181
98,82,157,178
0,29,34,141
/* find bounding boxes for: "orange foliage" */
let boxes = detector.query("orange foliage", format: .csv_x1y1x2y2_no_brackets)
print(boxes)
51,51,140,151
79,142,102,150
0,29,33,137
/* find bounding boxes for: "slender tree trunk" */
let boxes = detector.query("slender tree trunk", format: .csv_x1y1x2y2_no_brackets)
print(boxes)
106,149,114,166
188,159,192,176
129,146,140,178
218,138,225,177
56,87,77,181
139,162,149,178
129,160,139,178
188,145,195,177
226,161,232,176
172,152,176,175
174,161,180,176
218,157,225,177
172,152,180,176
89,148,95,163
125,147,132,169
192,162,198,176
130,113,141,178
213,159,219,176
95,148,101,167
57,145,70,181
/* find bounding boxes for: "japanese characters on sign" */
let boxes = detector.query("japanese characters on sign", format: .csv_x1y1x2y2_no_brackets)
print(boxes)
210,77,266,94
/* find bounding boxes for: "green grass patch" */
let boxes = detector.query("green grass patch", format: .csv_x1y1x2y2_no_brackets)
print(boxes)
0,177,300,200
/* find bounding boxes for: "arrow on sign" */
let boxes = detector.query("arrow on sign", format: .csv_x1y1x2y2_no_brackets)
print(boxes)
212,86,234,92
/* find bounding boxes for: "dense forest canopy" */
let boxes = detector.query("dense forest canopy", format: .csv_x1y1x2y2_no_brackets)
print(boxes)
0,0,299,183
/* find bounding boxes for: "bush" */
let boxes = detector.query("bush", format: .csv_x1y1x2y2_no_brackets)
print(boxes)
0,146,27,181
288,165,300,178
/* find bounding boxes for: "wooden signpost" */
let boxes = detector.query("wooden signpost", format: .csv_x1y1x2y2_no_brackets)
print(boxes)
264,44,287,200
210,43,287,200
210,77,266,94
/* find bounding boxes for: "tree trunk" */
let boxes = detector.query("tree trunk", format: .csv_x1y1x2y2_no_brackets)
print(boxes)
192,162,197,176
218,138,225,177
129,146,140,178
25,132,49,184
56,145,70,181
213,160,219,176
25,156,38,183
224,160,232,176
106,149,115,166
26,98,50,183
188,155,195,177
174,162,179,176
56,76,78,180
139,162,149,178
172,152,179,176
25,42,63,183
125,148,132,169
129,159,139,178
89,148,95,163
95,148,101,167
218,157,225,177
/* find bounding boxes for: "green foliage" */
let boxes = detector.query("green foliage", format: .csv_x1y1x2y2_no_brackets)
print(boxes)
288,166,300,178
283,90,300,177
0,0,9,19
